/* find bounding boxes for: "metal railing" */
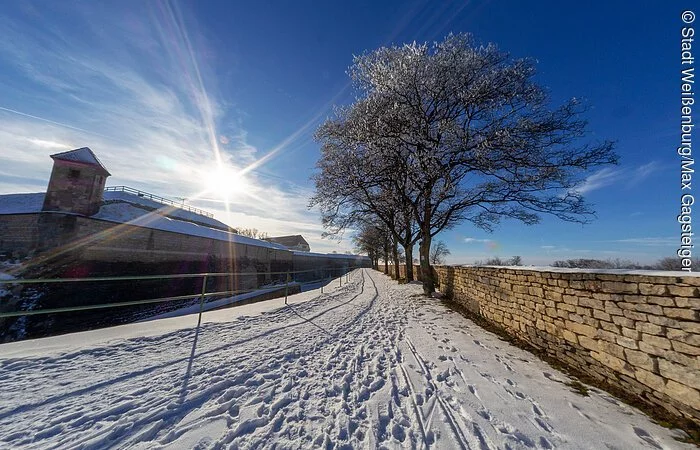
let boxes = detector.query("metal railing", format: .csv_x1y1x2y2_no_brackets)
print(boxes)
0,267,360,325
104,186,214,218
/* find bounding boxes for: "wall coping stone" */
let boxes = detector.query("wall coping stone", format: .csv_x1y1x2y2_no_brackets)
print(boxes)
442,265,700,278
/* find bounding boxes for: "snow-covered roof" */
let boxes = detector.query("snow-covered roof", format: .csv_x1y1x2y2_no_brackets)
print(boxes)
264,235,310,249
50,147,111,176
103,191,228,230
93,202,288,250
0,193,45,214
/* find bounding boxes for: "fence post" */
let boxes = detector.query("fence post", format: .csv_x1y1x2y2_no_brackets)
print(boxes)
321,269,324,294
284,271,290,304
197,274,208,328
339,269,342,287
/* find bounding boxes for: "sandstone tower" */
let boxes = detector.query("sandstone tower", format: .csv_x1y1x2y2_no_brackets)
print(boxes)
41,147,111,216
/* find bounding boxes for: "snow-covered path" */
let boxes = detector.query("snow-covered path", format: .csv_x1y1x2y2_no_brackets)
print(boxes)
0,269,691,449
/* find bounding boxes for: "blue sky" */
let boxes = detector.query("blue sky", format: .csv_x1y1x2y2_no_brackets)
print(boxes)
0,1,689,264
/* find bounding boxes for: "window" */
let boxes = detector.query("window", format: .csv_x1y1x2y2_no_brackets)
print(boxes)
68,169,80,179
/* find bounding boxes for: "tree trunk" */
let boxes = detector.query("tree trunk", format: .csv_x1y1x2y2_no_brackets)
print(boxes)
392,238,400,280
383,237,389,274
419,232,435,295
404,243,414,281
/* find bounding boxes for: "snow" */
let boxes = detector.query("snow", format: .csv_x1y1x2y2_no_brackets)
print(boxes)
142,283,299,322
0,269,691,449
0,193,45,214
51,147,109,174
102,191,228,231
94,200,288,250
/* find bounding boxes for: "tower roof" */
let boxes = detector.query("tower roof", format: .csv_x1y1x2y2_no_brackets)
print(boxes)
50,147,111,176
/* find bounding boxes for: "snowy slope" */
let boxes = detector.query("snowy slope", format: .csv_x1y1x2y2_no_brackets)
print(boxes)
93,201,287,250
0,269,691,449
0,192,45,214
102,191,227,230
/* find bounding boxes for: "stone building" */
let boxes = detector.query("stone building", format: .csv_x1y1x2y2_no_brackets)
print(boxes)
264,235,310,252
41,147,110,216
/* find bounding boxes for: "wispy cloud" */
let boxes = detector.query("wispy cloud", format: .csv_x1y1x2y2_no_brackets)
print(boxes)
605,237,675,246
571,167,623,194
571,161,659,195
634,162,659,179
464,237,493,243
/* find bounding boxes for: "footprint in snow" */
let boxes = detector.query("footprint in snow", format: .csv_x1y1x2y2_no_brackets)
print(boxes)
633,427,662,449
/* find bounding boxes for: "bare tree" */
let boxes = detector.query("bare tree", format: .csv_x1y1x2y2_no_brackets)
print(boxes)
314,33,617,295
476,256,522,266
237,228,269,240
352,222,386,269
430,240,451,265
312,105,421,280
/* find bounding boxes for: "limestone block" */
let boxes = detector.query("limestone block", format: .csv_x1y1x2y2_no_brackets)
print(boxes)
566,321,597,338
675,297,700,309
599,321,620,333
646,296,675,307
638,283,669,296
641,334,672,350
578,335,598,351
596,329,619,343
635,322,665,336
578,298,605,310
648,315,683,329
670,340,700,356
622,310,647,322
635,304,664,315
624,349,656,372
638,341,666,357
663,307,698,321
616,336,639,350
658,359,700,390
593,310,612,322
634,368,666,391
679,321,700,334
611,315,635,328
667,285,699,297
664,380,700,410
591,351,635,376
601,281,639,294
604,302,624,316
621,327,641,340
598,340,627,359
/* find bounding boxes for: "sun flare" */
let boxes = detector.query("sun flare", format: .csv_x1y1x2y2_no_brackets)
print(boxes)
206,166,251,198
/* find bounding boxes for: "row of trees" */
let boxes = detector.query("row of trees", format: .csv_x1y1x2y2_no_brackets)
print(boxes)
237,228,269,240
311,34,617,294
351,224,451,280
553,257,700,271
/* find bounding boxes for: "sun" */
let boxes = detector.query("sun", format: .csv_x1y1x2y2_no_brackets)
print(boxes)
206,165,251,197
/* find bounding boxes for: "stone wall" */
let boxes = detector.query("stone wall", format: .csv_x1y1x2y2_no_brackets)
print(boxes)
0,214,40,256
0,212,291,289
426,265,699,425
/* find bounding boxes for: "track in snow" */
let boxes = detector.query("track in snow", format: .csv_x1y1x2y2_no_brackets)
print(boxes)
0,269,691,449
